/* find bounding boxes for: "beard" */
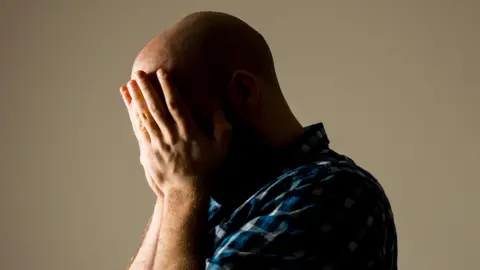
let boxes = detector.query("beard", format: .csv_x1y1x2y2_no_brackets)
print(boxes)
210,108,270,206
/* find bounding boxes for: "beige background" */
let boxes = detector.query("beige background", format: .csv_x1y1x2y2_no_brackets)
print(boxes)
1,0,479,269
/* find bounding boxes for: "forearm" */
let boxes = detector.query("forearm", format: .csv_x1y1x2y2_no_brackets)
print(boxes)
128,199,164,270
154,189,209,270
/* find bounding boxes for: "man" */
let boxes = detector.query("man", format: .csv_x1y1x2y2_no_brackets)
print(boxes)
120,11,397,270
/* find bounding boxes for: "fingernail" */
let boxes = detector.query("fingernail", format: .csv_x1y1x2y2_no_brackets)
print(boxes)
157,69,164,77
137,70,146,79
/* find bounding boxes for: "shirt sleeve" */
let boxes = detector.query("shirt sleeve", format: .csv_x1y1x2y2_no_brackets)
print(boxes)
205,170,395,270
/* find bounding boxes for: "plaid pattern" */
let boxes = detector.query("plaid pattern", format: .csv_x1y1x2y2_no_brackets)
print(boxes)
205,123,397,270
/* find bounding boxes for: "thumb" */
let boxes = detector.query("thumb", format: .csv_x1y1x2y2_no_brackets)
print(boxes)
212,110,232,156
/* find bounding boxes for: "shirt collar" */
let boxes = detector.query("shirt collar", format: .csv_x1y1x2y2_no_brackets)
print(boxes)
268,122,330,174
210,122,331,211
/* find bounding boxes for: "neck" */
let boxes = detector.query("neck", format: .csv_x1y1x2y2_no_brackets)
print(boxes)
212,108,304,207
261,100,304,149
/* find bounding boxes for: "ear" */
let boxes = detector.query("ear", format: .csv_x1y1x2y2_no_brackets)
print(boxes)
227,70,260,111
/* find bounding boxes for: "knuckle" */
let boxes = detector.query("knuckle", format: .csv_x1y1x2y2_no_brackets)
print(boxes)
168,101,178,111
151,138,161,147
150,106,160,115
135,70,145,79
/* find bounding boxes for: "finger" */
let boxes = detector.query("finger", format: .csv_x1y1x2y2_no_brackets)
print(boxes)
127,80,162,142
156,69,193,138
141,155,163,198
134,110,152,145
120,85,148,143
120,85,132,106
127,80,160,143
134,70,172,137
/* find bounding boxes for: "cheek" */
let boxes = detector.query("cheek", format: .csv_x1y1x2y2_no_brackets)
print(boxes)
195,113,213,138
186,100,216,137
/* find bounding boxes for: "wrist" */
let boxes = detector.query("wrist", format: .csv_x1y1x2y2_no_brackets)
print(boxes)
163,176,210,203
164,186,208,208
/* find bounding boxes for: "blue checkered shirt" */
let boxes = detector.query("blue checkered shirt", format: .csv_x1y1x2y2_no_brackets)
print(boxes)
205,123,397,269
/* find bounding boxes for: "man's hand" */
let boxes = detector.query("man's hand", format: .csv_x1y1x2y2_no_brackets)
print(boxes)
120,69,232,198
120,76,163,198
120,69,231,269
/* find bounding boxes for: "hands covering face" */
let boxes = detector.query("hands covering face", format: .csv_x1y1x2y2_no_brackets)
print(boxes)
120,69,232,198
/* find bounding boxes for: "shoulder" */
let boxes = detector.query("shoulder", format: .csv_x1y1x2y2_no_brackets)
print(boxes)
258,157,386,206
207,153,397,269
250,155,395,230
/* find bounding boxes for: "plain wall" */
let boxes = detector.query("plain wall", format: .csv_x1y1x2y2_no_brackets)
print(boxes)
1,1,479,269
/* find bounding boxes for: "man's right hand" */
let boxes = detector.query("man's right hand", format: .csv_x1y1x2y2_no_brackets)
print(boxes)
121,84,164,199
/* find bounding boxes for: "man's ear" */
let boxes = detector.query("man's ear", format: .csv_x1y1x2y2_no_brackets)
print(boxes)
228,70,259,110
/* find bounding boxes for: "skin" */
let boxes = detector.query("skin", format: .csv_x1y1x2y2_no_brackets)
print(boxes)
122,11,304,270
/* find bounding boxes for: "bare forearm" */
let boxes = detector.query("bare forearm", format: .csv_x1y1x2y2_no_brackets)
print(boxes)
153,189,209,270
128,199,164,270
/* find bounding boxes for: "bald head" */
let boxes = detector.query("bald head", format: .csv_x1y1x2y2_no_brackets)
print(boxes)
131,11,300,144
132,11,279,94
129,12,303,204
131,11,291,140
